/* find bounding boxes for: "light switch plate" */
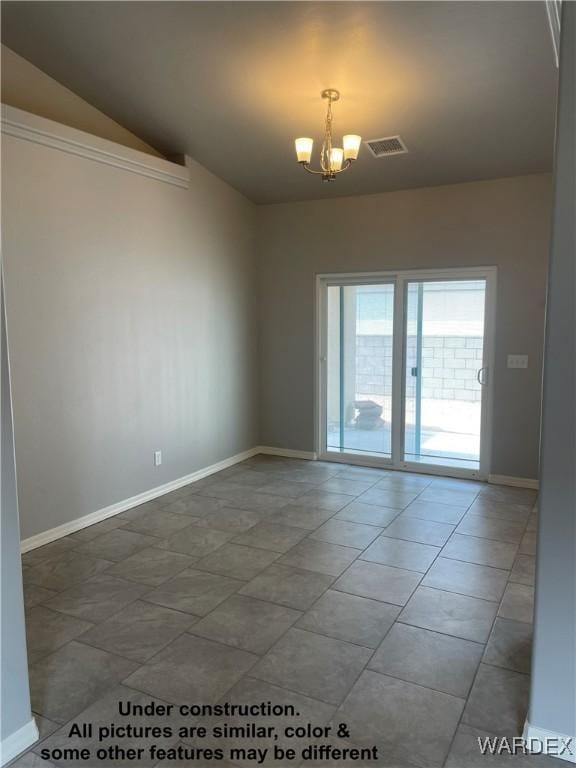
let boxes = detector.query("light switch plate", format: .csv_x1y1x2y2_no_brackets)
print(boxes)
507,354,529,369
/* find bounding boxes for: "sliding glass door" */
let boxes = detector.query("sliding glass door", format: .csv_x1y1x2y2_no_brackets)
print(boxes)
318,269,495,477
326,283,395,459
404,279,487,470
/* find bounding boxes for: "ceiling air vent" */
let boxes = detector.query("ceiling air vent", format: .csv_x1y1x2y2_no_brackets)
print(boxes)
365,136,408,158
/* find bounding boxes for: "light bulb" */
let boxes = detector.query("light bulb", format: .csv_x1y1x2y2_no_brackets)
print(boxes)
329,147,344,171
295,137,313,164
343,134,362,161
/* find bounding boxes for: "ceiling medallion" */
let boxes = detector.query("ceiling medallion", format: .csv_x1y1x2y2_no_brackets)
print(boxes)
295,89,361,182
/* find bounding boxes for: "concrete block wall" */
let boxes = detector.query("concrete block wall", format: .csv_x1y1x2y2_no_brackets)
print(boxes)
356,335,483,402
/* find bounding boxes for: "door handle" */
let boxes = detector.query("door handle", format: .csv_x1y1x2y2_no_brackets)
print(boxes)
477,367,488,386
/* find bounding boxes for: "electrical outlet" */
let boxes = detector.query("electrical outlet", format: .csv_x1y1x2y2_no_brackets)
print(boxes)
154,450,162,467
507,354,529,369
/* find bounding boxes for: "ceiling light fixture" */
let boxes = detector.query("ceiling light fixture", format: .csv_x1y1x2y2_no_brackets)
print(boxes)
295,89,361,182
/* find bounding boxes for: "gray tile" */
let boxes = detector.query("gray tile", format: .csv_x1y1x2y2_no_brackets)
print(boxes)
24,583,59,608
44,575,149,623
361,536,440,573
442,533,517,569
484,618,532,674
76,529,159,562
519,531,537,555
357,488,418,509
334,670,464,768
194,507,263,533
334,466,390,481
36,684,188,767
455,515,525,544
374,474,433,491
401,501,467,525
231,523,308,553
79,600,196,662
226,469,273,487
318,477,375,495
418,488,478,507
105,547,196,586
239,564,334,610
467,498,532,524
66,517,127,543
162,496,227,517
335,501,400,527
125,634,258,705
144,569,243,616
184,677,335,767
296,489,356,512
255,479,318,498
477,486,537,506
25,606,93,664
427,478,485,493
29,641,138,723
382,516,455,547
333,561,421,606
399,586,498,643
297,590,399,648
32,713,60,742
446,724,560,767
498,583,534,624
158,526,234,557
422,558,508,602
121,509,198,537
189,594,301,654
251,628,371,705
267,503,336,530
24,552,113,592
120,498,169,519
509,554,536,586
199,482,292,513
463,663,530,736
309,519,383,549
277,539,359,577
369,623,483,698
194,544,280,580
9,754,56,768
22,539,78,568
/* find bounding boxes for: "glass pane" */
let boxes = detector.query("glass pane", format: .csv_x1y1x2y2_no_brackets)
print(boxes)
326,283,394,458
404,279,486,469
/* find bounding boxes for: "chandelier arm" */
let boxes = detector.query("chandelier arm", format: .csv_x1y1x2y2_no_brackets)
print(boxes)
302,164,327,175
332,159,353,174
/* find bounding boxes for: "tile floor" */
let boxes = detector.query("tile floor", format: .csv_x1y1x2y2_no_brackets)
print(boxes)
15,455,549,767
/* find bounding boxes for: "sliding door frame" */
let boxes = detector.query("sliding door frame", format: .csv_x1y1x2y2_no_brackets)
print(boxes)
315,266,497,480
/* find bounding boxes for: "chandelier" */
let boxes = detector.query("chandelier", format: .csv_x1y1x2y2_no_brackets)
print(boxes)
295,89,361,182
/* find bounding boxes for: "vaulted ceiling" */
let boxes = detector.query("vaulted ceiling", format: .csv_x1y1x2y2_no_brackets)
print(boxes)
1,1,558,203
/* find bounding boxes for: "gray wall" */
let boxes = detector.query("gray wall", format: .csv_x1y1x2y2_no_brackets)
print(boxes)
530,2,575,739
1,275,34,749
2,139,257,541
257,174,552,479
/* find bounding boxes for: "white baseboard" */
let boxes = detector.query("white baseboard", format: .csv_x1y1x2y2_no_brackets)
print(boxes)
523,720,576,763
0,717,38,767
21,447,259,553
257,445,317,460
488,474,539,490
19,443,539,553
